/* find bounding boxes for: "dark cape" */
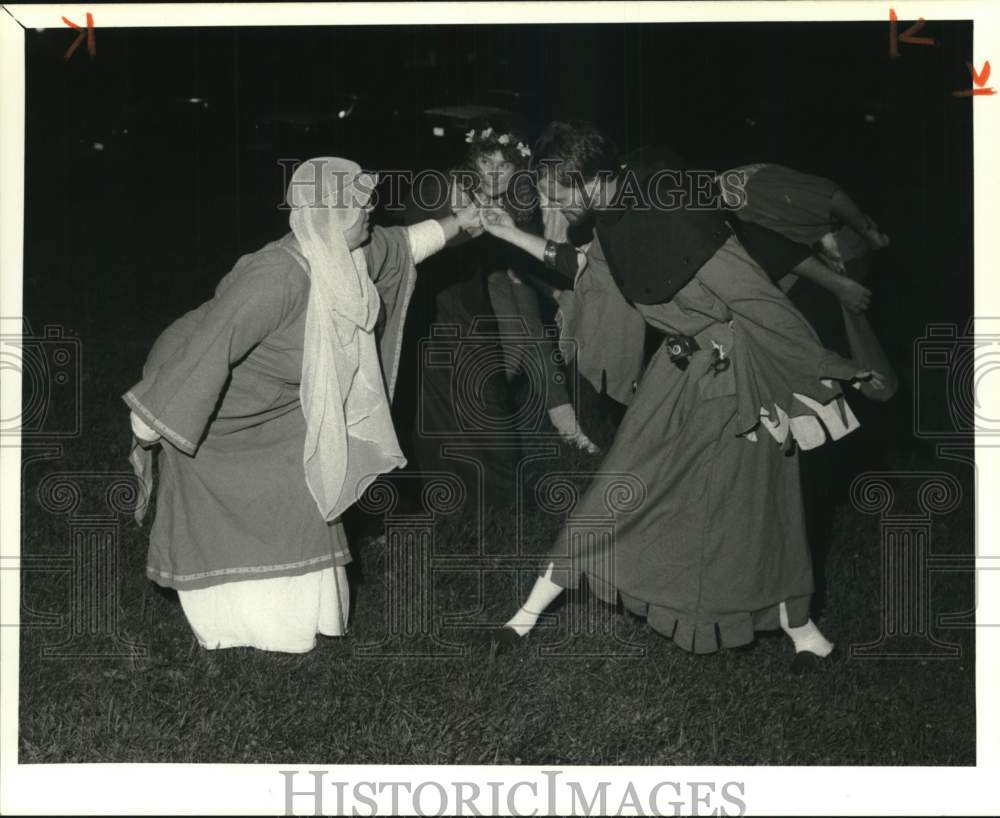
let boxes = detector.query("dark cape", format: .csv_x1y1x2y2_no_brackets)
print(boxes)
595,145,732,305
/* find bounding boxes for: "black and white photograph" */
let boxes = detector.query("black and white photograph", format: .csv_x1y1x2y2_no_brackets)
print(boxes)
1,2,998,815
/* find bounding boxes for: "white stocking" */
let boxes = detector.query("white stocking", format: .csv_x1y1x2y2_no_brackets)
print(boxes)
779,601,834,657
504,562,565,636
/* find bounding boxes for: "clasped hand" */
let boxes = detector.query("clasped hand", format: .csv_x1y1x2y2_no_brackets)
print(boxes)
450,185,517,237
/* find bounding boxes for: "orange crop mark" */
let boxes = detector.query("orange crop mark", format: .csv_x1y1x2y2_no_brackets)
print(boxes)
953,60,996,96
62,13,96,61
889,8,935,59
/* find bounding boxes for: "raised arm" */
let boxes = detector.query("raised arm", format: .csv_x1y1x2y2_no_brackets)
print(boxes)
400,172,483,263
481,206,585,283
733,217,872,314
123,253,295,455
785,255,872,314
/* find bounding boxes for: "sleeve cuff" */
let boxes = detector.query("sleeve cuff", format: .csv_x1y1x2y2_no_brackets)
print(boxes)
406,219,447,265
130,410,161,443
123,391,197,455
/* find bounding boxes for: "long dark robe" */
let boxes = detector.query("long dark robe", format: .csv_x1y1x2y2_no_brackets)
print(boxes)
547,236,860,653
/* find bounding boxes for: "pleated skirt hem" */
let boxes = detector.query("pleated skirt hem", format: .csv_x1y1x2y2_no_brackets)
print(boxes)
590,575,810,654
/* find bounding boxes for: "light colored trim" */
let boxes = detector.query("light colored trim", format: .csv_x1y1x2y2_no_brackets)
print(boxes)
385,243,418,399
123,391,197,455
147,553,334,585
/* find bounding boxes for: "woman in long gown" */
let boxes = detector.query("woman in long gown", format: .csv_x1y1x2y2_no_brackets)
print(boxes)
479,184,882,667
124,156,479,653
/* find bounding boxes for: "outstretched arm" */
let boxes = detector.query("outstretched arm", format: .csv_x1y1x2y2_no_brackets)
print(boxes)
787,255,872,314
830,189,889,250
436,197,483,244
402,197,483,265
481,206,585,282
733,217,872,314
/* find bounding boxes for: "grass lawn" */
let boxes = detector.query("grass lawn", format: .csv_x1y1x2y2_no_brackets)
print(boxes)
17,332,976,766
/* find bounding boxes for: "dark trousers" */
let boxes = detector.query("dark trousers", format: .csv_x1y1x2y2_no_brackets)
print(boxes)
407,271,523,518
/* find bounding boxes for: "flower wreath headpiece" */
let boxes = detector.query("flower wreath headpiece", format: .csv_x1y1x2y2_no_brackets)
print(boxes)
464,127,532,158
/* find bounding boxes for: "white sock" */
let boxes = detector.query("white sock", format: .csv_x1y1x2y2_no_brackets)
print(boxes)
548,404,579,436
779,601,834,657
505,563,565,636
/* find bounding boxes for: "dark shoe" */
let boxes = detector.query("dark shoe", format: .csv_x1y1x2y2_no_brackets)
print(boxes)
790,645,838,675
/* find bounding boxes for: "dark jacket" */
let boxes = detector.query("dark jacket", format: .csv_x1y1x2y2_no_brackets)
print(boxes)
595,145,731,305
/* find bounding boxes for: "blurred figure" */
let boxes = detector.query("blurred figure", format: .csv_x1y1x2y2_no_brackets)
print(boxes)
721,163,889,269
722,163,897,402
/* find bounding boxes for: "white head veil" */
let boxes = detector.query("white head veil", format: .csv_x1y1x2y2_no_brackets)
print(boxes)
288,157,405,522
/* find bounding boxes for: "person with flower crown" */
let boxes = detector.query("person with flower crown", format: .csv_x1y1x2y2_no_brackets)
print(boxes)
401,123,599,523
470,128,602,455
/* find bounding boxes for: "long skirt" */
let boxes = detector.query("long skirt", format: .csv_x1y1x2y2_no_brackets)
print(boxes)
547,339,814,654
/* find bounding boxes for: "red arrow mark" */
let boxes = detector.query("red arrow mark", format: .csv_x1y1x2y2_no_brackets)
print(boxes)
953,60,996,97
889,8,935,59
62,13,96,61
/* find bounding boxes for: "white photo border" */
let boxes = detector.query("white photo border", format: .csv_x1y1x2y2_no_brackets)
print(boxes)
1,2,997,815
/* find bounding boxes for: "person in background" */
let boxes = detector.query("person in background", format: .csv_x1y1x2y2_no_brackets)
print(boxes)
124,157,479,653
402,124,597,523
476,132,600,454
722,162,897,402
720,162,889,312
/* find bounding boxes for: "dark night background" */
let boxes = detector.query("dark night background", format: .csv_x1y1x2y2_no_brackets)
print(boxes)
24,21,974,449
17,20,979,766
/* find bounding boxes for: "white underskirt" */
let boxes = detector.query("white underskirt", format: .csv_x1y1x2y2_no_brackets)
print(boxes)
178,565,350,653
